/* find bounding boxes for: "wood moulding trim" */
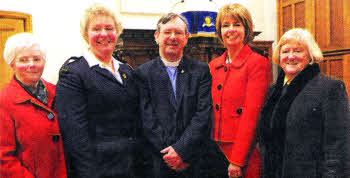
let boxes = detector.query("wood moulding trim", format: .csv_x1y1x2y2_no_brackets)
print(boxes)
0,27,15,31
281,0,305,7
277,0,281,40
0,11,33,32
344,0,350,47
323,48,350,57
305,0,315,35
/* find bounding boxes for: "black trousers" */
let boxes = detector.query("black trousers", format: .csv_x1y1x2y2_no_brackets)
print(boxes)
137,140,230,178
199,140,230,178
150,153,200,178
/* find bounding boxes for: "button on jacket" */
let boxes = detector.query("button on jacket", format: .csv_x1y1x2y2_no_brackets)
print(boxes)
209,45,271,166
0,77,67,178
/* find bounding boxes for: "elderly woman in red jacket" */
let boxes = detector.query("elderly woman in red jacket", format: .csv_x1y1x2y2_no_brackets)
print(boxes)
209,4,271,178
0,33,67,178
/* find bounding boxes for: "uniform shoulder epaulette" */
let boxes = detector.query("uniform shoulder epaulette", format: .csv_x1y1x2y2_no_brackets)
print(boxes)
64,56,82,65
60,56,82,72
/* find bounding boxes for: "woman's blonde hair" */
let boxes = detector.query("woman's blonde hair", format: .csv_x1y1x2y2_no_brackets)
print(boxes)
272,28,323,64
80,3,123,43
216,3,254,46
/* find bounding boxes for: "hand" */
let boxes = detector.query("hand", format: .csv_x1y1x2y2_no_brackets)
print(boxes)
228,163,242,178
160,146,184,170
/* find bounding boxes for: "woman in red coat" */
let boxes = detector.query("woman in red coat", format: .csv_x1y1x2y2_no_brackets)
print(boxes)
209,4,271,178
0,33,67,178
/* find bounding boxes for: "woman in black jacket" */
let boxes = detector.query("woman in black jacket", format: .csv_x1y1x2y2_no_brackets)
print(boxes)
258,28,350,178
55,3,141,178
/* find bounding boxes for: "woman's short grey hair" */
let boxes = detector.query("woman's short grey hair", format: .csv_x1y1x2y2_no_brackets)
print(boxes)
80,3,123,44
272,28,323,64
3,32,46,65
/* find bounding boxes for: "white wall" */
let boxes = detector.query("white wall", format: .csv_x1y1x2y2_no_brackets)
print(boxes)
1,0,276,84
1,0,118,83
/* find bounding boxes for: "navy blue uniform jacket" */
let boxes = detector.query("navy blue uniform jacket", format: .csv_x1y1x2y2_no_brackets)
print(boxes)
55,56,140,178
134,57,212,163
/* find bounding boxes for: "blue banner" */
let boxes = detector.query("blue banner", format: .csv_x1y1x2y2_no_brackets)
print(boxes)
181,11,217,37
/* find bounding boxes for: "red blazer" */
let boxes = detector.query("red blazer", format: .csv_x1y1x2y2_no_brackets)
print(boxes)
0,77,67,178
209,45,271,166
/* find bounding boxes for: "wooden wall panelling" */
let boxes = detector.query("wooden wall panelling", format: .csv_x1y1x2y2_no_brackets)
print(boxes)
325,56,343,80
343,0,350,94
329,58,343,80
116,29,273,69
277,0,282,39
282,5,293,34
329,0,344,49
185,37,225,63
343,54,350,95
323,49,350,94
294,2,305,28
278,0,315,39
320,0,350,95
315,0,330,48
250,41,274,61
304,0,315,35
320,56,343,80
115,29,158,69
315,0,345,50
278,0,350,96
318,60,328,74
278,0,310,39
343,0,350,49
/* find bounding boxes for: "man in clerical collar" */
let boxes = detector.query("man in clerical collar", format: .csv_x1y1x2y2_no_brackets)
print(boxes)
134,13,213,178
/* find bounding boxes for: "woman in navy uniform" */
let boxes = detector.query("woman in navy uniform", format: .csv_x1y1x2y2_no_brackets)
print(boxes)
55,3,141,178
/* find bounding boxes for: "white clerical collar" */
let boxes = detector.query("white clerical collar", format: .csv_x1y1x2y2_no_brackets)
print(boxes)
160,57,181,67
